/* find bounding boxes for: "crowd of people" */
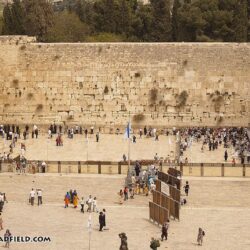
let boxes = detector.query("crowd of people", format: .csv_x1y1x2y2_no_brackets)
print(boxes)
179,127,250,164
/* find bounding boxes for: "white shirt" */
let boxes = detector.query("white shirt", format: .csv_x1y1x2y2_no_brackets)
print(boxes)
0,194,4,202
37,190,42,197
30,190,35,198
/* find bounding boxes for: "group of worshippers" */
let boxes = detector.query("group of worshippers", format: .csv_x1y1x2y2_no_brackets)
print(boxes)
64,190,79,208
118,161,158,204
179,127,250,163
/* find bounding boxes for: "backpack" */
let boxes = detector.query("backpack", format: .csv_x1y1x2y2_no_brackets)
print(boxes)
202,231,205,236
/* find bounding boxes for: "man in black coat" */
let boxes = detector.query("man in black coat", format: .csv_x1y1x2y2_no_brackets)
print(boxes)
99,212,105,231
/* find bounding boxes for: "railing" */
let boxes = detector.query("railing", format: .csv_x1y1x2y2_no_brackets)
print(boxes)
0,160,249,177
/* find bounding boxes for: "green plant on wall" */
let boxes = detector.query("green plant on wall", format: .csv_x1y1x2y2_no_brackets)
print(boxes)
133,113,145,123
176,90,188,108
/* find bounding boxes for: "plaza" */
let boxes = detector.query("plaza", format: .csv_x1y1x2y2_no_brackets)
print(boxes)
0,173,250,249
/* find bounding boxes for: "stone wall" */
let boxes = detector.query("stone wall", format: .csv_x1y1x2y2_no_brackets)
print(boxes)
0,36,249,129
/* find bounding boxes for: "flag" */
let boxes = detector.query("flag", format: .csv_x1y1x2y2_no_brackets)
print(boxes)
124,122,131,139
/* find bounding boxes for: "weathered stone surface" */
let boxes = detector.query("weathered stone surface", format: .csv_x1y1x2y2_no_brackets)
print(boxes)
0,36,249,127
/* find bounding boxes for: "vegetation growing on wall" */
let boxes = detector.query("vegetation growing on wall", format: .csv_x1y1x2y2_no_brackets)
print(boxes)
149,88,158,104
133,113,145,123
176,90,188,108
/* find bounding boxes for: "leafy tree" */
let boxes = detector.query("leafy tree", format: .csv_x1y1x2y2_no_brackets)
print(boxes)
172,0,181,41
132,2,153,41
248,0,250,41
46,10,89,42
11,0,25,35
232,0,248,42
2,4,14,35
22,0,54,41
150,0,172,41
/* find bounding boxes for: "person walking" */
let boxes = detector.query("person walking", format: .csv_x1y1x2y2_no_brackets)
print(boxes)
64,192,70,208
80,197,85,213
161,220,169,241
99,212,105,231
150,237,160,250
37,189,42,206
29,188,35,206
73,191,79,208
4,229,11,248
0,213,3,230
184,181,190,196
197,227,205,246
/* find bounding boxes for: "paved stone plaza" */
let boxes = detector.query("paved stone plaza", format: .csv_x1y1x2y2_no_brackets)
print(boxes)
0,173,250,250
2,134,177,162
0,133,235,163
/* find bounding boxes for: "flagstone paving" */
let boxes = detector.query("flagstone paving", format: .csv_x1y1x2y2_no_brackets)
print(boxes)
0,174,250,250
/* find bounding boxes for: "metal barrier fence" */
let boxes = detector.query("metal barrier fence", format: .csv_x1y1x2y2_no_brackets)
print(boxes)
0,160,249,177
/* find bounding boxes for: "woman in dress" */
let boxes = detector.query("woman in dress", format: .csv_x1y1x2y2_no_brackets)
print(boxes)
73,193,79,208
64,192,70,208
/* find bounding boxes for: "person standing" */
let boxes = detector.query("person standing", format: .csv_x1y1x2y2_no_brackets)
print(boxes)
29,188,35,206
161,220,169,241
184,181,190,196
4,229,11,248
93,197,98,213
87,195,93,212
37,189,42,206
99,212,105,231
80,197,85,213
102,209,106,229
96,132,99,142
224,150,228,162
0,212,3,230
123,187,128,201
197,228,205,246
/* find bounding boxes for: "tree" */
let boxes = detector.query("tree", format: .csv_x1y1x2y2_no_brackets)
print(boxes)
22,0,54,41
93,0,117,33
172,0,181,41
46,10,89,42
248,0,250,41
150,0,172,41
2,4,14,35
232,0,248,42
132,2,153,41
11,0,25,35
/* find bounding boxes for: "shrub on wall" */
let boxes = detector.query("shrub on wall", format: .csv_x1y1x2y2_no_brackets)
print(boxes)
104,86,109,94
149,88,158,104
133,113,145,123
36,104,43,112
176,90,188,108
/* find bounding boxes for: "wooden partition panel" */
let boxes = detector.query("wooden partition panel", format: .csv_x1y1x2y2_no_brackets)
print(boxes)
149,202,169,225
